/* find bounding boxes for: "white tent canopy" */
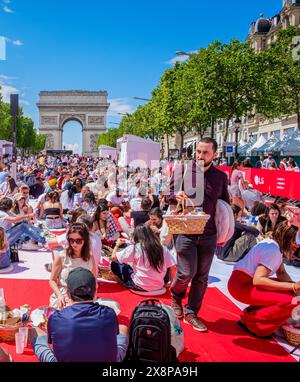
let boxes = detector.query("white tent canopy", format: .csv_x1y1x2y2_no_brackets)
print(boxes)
238,139,247,148
246,135,267,154
98,145,118,161
117,134,161,169
258,133,280,153
238,136,256,154
280,137,300,155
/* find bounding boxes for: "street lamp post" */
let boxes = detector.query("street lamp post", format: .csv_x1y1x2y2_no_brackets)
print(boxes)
132,96,151,102
175,51,198,57
234,117,242,160
10,94,18,180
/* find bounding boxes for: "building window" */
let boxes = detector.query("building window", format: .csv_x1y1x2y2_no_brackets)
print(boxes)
273,130,280,139
262,133,268,140
284,127,295,137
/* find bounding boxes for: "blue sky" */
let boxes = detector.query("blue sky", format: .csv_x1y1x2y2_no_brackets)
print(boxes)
0,0,282,153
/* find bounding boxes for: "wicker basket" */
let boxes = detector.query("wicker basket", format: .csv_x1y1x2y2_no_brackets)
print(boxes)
282,324,300,346
164,198,210,235
0,322,24,342
98,266,119,282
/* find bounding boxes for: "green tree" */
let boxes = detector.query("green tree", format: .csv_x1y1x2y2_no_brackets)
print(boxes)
257,26,300,131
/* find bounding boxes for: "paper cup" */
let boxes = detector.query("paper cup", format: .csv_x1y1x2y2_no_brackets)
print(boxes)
15,333,24,354
19,327,28,347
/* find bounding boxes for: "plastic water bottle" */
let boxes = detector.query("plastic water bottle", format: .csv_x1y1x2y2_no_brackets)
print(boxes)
0,288,6,312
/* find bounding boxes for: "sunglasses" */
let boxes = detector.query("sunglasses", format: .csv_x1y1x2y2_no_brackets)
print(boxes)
68,238,84,245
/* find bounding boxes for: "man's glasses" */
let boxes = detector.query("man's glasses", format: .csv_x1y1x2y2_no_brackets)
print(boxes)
68,238,84,245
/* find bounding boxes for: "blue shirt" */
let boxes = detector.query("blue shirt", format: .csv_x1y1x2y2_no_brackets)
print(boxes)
0,247,11,269
0,171,8,184
47,302,121,362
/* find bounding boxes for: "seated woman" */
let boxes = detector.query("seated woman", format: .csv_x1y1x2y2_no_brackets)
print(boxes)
227,221,300,338
256,203,286,237
0,227,11,270
2,176,19,198
41,191,66,229
216,205,259,263
79,191,97,217
49,223,96,310
0,198,45,246
92,202,119,248
110,224,176,292
11,193,33,217
145,207,163,238
229,162,246,218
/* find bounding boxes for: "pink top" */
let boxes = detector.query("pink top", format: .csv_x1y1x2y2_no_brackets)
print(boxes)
231,169,243,186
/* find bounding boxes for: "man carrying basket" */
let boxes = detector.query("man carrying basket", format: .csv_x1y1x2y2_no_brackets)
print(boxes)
167,138,230,332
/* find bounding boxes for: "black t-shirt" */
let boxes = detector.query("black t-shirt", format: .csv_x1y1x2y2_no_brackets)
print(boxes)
258,215,286,234
151,195,160,209
131,211,150,227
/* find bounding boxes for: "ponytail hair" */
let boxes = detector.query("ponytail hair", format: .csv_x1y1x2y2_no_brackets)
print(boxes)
133,224,164,272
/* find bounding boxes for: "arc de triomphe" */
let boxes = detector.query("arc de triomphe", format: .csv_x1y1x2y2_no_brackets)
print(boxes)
37,91,110,156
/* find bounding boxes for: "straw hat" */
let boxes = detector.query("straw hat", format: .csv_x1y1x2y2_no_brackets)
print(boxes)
13,193,25,202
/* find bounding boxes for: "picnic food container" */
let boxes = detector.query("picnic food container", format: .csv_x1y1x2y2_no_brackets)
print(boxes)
164,198,210,235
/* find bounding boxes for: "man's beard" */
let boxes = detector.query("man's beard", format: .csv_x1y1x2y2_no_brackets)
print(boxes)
197,159,213,168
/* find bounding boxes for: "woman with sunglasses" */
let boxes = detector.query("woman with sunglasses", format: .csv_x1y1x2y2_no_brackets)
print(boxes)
49,223,96,310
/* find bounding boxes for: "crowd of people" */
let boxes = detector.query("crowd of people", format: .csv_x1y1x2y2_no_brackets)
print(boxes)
219,154,299,171
0,138,300,362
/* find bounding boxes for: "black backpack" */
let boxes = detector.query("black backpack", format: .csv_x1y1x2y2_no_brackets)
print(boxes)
125,299,178,362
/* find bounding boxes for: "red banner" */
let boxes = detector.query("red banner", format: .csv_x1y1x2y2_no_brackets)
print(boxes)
216,166,300,200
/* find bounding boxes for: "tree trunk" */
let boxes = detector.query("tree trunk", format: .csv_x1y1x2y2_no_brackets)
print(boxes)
180,131,184,159
297,111,300,132
222,117,230,158
211,117,215,139
166,133,170,161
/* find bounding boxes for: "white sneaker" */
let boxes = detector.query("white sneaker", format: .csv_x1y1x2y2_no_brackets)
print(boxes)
215,258,236,265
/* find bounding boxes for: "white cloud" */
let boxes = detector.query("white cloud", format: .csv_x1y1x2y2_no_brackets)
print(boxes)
3,37,24,46
166,55,189,65
107,98,135,116
12,40,24,46
3,5,13,13
19,99,30,106
0,84,18,102
0,74,17,81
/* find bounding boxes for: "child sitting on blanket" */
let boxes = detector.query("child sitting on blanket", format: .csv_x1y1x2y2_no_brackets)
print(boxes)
110,224,176,292
0,227,11,270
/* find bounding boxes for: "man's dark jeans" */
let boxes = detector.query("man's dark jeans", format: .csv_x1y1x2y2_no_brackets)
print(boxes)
171,234,217,317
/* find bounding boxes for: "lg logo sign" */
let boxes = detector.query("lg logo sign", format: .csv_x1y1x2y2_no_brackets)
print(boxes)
254,175,264,185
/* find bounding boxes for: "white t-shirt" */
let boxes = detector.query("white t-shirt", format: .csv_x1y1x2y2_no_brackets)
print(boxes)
130,197,142,212
60,190,74,211
116,243,176,291
106,192,125,206
241,189,263,211
90,231,102,269
234,238,282,278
